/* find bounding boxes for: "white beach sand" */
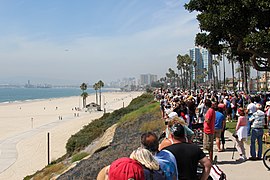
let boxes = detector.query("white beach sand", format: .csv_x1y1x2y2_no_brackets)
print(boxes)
0,91,143,180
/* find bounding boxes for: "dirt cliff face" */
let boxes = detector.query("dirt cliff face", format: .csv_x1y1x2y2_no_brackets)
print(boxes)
58,113,162,180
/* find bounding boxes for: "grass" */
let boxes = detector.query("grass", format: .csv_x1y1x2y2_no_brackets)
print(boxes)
24,162,67,180
140,119,165,133
118,102,160,125
71,152,89,163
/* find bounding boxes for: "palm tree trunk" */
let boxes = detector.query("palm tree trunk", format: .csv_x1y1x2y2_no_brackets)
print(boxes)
99,89,102,106
232,60,235,92
212,67,216,89
257,71,259,91
215,65,218,89
266,71,268,92
95,90,98,105
243,61,248,93
223,55,226,88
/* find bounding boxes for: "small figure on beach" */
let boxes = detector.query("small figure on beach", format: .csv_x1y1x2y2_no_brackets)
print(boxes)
56,107,58,110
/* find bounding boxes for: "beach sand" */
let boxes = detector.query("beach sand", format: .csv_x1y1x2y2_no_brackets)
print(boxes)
0,91,143,180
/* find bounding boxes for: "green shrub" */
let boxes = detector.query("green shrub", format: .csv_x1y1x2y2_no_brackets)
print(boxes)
71,152,89,163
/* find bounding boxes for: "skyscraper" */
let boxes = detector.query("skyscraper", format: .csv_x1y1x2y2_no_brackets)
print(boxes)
140,74,157,86
189,47,213,84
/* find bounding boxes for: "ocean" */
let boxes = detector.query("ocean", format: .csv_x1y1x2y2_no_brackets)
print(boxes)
0,87,114,104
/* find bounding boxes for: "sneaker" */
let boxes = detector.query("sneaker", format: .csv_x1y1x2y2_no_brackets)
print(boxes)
237,156,246,162
248,157,257,161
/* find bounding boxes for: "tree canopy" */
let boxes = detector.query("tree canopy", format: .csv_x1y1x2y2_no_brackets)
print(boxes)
185,0,270,71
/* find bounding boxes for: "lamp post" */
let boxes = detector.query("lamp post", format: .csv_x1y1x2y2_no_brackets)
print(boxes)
103,95,106,113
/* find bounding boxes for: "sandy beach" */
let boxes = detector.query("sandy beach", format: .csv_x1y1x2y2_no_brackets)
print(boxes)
0,91,143,180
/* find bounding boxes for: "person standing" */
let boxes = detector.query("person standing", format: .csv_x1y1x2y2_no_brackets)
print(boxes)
203,99,216,161
246,97,257,136
249,103,265,160
165,123,211,180
235,108,248,161
214,105,226,152
266,101,270,135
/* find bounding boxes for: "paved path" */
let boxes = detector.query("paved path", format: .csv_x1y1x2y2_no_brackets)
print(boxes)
212,131,270,180
0,112,92,174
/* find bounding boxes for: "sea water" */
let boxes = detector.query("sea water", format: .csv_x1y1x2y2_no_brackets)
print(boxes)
0,87,111,104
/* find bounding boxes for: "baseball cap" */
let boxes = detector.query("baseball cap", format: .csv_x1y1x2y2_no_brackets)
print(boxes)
266,101,270,106
109,157,145,180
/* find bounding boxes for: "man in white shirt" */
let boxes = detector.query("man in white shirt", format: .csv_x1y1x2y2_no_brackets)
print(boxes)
266,101,270,135
246,97,257,136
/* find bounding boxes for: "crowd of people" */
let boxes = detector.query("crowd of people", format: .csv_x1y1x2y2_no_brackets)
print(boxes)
96,88,270,180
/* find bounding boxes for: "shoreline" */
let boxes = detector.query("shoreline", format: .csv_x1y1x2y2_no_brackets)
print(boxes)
0,91,143,179
0,88,122,105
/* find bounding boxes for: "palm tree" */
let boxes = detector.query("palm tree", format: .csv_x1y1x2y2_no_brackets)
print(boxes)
213,58,219,89
80,83,88,108
93,83,99,105
166,68,176,88
192,61,197,90
235,66,242,91
97,80,104,107
177,54,184,88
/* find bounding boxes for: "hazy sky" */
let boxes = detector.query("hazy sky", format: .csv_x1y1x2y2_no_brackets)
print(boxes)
0,0,202,85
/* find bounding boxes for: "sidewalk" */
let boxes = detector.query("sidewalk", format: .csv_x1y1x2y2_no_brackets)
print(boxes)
212,131,269,180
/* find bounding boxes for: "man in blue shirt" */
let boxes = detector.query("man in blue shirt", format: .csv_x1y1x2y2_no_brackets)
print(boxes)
141,132,178,180
214,104,226,152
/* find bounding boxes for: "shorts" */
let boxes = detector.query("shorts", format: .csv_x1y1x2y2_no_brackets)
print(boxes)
203,133,214,151
214,129,222,138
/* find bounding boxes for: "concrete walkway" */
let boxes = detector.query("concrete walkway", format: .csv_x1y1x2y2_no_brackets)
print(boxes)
212,131,270,180
0,112,93,174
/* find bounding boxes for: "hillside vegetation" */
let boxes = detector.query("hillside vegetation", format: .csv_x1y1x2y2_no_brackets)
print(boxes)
58,94,164,179
25,93,164,180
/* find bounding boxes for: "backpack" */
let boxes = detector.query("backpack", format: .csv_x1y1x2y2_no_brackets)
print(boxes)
143,167,166,180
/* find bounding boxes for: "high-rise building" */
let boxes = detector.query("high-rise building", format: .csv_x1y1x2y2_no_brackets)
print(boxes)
189,47,213,84
140,74,157,86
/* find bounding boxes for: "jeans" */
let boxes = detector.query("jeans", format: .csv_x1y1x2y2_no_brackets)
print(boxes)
250,128,264,158
247,114,252,136
231,108,236,120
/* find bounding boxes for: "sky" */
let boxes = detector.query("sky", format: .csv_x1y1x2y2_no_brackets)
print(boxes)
1,0,255,86
0,0,203,85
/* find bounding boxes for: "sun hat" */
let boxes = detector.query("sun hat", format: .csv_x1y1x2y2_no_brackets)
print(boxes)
168,112,178,119
256,103,262,109
108,157,145,180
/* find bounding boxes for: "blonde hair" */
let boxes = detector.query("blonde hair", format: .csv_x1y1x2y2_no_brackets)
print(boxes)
130,147,159,170
168,116,187,127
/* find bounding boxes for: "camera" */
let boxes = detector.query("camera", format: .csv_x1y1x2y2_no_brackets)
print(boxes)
165,121,168,125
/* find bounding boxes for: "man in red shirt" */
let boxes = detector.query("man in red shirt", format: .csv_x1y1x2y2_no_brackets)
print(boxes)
203,99,216,161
